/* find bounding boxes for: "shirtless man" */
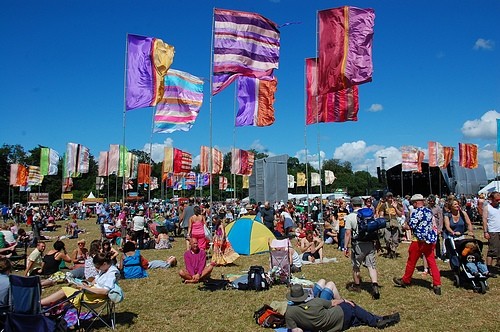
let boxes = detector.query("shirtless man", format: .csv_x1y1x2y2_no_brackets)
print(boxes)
300,230,324,263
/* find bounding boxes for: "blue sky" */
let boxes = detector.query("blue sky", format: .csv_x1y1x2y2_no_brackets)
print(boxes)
1,0,499,178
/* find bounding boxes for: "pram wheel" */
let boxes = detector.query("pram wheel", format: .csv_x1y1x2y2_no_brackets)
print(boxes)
453,274,460,288
479,280,487,294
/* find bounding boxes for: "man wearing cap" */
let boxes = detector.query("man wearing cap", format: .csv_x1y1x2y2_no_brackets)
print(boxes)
344,197,381,299
285,284,400,331
393,194,442,295
378,192,403,259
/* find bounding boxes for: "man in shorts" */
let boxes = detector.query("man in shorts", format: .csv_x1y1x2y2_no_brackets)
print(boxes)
300,230,324,263
344,197,381,299
482,191,500,268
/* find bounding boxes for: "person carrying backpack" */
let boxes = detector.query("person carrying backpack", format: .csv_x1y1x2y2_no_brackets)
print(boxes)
344,197,382,299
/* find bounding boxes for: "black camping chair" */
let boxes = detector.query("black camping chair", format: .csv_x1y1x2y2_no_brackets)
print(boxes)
9,241,29,271
3,275,57,332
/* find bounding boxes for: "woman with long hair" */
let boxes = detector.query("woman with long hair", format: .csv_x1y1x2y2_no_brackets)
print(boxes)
444,198,474,240
211,216,239,266
188,206,208,250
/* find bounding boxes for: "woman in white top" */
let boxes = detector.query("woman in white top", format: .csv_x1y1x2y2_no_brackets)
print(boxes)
133,210,146,249
41,252,119,307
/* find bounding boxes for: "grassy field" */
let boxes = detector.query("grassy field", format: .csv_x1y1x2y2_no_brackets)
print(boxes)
26,217,500,332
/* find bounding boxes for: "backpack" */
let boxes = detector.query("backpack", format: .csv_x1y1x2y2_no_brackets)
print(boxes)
354,208,386,242
247,266,269,291
254,304,285,328
108,283,124,303
198,278,229,291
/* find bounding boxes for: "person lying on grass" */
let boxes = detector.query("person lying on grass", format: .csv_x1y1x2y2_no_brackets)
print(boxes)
179,238,214,284
121,241,177,279
285,283,400,332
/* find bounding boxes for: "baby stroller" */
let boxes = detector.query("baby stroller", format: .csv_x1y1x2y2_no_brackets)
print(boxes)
445,237,489,293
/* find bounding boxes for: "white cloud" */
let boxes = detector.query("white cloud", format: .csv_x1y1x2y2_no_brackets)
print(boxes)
473,38,494,50
334,141,364,161
192,154,200,167
294,149,326,170
368,104,383,112
141,138,173,163
250,139,269,153
461,110,500,139
373,147,402,170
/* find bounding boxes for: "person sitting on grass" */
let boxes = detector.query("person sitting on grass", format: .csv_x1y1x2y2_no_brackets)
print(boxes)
24,241,46,276
41,252,119,308
285,283,400,332
300,230,324,263
179,238,214,284
0,257,12,310
38,240,72,276
121,241,177,279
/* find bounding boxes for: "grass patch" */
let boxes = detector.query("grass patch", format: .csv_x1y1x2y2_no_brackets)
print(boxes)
28,218,499,331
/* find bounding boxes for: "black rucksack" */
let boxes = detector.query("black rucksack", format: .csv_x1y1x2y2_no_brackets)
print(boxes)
247,266,269,291
199,278,229,291
354,208,386,241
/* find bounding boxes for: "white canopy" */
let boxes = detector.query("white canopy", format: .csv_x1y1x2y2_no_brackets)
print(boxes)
87,192,96,198
478,181,500,195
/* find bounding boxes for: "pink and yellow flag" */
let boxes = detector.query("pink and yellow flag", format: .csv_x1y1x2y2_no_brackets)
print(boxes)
306,58,359,124
318,6,374,94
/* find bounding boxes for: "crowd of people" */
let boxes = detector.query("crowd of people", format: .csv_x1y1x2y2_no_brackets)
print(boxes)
0,189,499,331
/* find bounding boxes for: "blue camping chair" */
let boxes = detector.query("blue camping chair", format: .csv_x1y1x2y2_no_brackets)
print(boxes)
3,275,57,332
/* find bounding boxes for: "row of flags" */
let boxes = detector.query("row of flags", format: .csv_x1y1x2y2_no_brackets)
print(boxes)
287,170,337,188
98,145,139,179
401,142,477,173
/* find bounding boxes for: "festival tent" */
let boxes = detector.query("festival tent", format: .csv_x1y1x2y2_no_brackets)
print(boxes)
478,181,500,195
225,217,276,255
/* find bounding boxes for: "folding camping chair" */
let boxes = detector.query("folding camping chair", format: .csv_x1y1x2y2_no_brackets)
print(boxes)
75,288,117,331
9,241,29,271
268,238,292,285
3,275,58,332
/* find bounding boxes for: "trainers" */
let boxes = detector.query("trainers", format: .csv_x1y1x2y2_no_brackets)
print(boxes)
372,284,380,300
433,286,442,295
377,312,400,329
347,283,361,292
392,277,409,288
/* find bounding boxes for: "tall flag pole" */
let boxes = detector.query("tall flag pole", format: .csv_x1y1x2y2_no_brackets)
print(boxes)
497,119,500,184
303,60,310,214
122,34,128,203
209,8,216,216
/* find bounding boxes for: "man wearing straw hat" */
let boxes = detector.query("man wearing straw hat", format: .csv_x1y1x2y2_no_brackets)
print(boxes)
393,194,442,295
285,284,400,331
